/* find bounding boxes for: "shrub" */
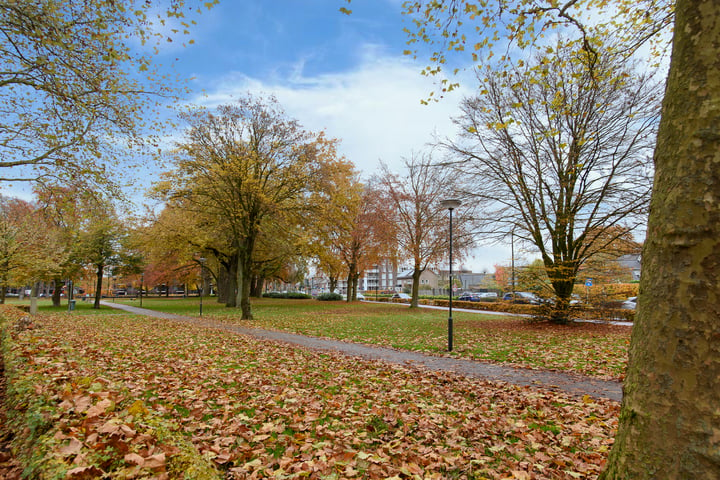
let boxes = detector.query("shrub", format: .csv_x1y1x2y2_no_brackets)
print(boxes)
263,292,285,298
262,292,312,299
286,292,312,299
316,292,343,301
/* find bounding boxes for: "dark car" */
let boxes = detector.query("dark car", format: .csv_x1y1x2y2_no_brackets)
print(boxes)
391,293,411,300
502,291,541,304
458,293,481,301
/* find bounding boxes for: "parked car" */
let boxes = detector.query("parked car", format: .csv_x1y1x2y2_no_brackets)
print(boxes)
458,293,481,301
478,292,498,301
621,296,637,309
391,293,411,300
502,291,541,304
341,293,365,300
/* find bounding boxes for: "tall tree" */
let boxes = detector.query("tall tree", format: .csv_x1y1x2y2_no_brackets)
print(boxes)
138,204,208,296
307,160,364,296
444,42,660,323
159,95,341,319
77,203,122,309
34,185,92,307
376,155,469,308
0,0,215,190
338,183,394,302
396,0,720,475
0,196,65,302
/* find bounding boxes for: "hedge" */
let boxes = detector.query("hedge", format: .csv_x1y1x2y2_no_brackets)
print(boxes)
262,292,312,299
369,296,634,322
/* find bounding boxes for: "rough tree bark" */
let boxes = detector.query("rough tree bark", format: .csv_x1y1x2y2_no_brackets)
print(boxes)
93,264,103,309
410,264,423,308
601,0,720,476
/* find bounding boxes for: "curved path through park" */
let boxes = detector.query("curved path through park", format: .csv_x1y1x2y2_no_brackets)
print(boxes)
101,301,623,402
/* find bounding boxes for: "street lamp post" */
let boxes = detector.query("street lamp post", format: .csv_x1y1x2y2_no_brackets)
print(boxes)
440,199,462,352
198,257,206,317
511,228,515,303
140,273,144,307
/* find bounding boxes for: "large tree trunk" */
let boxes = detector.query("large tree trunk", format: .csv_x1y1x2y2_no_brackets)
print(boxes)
93,264,104,309
217,261,230,305
51,277,62,307
547,261,576,324
236,250,253,319
345,263,356,302
220,256,239,307
353,271,360,300
250,275,264,297
410,265,422,308
601,1,720,477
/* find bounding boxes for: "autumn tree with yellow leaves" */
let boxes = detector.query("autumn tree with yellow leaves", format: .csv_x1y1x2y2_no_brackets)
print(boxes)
156,94,350,319
0,0,216,190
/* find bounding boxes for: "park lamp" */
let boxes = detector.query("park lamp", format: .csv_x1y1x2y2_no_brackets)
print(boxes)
198,257,206,317
440,199,461,352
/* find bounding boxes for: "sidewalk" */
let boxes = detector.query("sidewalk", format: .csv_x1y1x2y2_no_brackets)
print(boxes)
100,301,623,402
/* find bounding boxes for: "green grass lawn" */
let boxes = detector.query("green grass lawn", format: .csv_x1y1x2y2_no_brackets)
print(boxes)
114,297,630,380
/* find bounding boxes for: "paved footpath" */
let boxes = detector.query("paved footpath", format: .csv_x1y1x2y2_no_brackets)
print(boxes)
101,301,623,402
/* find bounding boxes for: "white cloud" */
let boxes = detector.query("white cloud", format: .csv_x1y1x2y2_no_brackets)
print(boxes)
186,47,522,272
191,46,471,178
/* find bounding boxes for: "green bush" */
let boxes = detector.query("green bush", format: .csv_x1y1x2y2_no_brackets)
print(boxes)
316,292,343,301
263,292,285,298
262,292,312,299
287,292,312,299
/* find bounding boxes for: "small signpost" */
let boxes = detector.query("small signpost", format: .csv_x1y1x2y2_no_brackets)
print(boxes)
585,278,593,303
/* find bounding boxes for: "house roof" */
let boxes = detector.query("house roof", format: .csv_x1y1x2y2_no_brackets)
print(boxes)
397,269,440,280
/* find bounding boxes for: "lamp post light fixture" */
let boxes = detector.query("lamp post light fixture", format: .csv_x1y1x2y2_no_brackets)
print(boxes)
440,198,462,352
198,257,206,317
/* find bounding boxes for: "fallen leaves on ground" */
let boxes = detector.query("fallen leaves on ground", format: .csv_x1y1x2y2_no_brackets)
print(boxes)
2,308,620,479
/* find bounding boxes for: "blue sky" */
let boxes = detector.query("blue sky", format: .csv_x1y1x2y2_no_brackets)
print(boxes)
154,0,472,178
155,0,506,271
150,1,511,271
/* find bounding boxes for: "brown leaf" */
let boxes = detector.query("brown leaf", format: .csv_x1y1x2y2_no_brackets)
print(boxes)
65,466,104,479
85,399,113,418
98,421,120,435
74,396,93,413
143,453,166,470
119,425,137,438
58,438,83,457
124,453,145,466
